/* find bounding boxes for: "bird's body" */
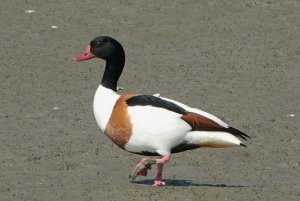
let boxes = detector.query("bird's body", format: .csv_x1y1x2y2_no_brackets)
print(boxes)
73,36,250,186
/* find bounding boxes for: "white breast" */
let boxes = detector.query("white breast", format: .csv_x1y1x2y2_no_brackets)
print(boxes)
93,85,120,131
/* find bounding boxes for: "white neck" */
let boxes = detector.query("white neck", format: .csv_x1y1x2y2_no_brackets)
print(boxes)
93,85,120,131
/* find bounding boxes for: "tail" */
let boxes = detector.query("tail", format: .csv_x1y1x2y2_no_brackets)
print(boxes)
184,130,247,148
240,143,247,148
227,127,250,142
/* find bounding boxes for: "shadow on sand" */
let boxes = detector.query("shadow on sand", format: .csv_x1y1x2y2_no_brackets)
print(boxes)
132,179,249,187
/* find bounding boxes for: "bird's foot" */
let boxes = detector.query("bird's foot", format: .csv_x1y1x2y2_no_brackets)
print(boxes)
152,178,166,187
130,158,156,181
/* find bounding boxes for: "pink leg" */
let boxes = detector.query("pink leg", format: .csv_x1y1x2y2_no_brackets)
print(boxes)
152,156,170,187
130,155,171,187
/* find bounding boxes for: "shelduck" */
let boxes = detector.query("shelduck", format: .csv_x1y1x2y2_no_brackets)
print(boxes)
73,36,250,187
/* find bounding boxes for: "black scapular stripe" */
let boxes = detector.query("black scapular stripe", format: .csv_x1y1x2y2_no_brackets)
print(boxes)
126,95,187,115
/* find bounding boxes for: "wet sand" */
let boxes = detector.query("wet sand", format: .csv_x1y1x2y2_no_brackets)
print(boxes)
1,0,299,200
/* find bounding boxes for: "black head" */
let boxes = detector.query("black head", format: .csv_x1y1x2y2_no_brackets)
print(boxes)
90,36,124,60
73,36,125,62
73,36,126,91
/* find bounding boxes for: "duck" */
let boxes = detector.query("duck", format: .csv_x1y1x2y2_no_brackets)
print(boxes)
73,36,250,187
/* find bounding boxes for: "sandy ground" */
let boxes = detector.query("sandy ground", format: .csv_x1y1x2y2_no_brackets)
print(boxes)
1,0,299,200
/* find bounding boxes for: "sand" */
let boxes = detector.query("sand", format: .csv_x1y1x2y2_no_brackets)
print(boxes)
1,0,299,200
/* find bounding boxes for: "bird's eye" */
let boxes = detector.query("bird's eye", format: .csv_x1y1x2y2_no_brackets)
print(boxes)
95,41,102,47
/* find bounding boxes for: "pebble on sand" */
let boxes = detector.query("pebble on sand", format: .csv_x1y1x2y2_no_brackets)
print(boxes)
25,10,35,13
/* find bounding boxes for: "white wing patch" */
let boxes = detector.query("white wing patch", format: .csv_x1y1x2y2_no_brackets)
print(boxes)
125,106,191,156
158,96,229,128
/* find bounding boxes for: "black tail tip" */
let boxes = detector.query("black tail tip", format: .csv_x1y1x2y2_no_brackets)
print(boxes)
240,143,247,148
228,127,251,140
